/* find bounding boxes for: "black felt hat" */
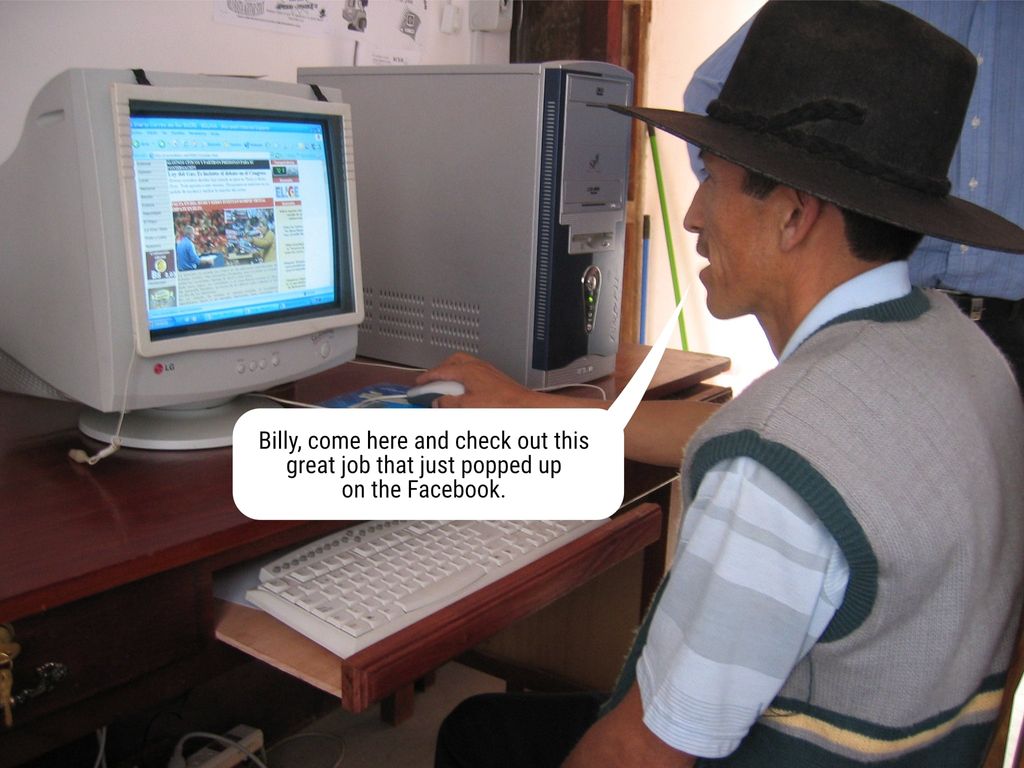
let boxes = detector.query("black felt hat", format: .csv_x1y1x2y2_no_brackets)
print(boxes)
612,0,1024,253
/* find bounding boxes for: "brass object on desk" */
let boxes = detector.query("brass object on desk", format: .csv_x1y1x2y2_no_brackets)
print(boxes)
0,626,19,661
0,655,13,727
0,625,19,727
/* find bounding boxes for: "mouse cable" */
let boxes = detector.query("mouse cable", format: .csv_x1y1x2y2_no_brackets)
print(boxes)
244,392,323,409
348,359,426,373
247,390,412,409
349,394,410,408
534,382,608,401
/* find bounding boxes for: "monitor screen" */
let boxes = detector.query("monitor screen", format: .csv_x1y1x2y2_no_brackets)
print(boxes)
129,103,356,345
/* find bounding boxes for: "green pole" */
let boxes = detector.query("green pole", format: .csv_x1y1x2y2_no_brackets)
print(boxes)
647,125,689,351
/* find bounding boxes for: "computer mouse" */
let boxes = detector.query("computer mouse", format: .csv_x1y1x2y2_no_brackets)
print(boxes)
405,380,466,407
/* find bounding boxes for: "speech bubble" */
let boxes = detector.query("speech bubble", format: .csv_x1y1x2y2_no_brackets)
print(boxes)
233,297,686,520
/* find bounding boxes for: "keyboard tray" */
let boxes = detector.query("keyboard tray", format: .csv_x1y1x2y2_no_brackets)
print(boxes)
215,502,662,714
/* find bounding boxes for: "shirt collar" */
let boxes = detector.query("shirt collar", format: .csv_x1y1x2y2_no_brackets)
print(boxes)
779,261,912,362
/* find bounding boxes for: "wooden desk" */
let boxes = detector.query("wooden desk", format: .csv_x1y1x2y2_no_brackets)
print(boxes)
0,344,727,766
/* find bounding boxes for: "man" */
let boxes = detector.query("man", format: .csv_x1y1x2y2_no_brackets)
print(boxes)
176,225,201,271
685,1,1024,394
425,2,1024,766
249,218,275,263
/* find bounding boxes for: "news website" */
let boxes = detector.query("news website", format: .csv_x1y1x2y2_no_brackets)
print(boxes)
129,110,341,337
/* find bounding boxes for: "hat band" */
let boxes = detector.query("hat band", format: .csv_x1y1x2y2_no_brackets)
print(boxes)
707,99,951,197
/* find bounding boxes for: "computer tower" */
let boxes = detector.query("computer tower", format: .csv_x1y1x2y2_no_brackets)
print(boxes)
297,62,633,388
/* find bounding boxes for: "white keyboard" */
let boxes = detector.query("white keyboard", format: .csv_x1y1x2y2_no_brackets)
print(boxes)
245,518,604,658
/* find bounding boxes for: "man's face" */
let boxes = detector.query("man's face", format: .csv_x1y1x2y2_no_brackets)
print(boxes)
683,153,776,320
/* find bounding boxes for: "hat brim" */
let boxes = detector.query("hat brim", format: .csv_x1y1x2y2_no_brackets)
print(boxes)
614,105,1024,254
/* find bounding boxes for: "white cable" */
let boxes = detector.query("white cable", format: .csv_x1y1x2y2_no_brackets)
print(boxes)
247,391,412,409
347,359,426,373
69,440,122,466
92,726,108,768
68,352,136,465
534,382,608,400
166,731,270,768
244,392,323,409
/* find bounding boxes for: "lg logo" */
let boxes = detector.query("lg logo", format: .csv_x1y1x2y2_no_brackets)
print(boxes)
153,362,176,375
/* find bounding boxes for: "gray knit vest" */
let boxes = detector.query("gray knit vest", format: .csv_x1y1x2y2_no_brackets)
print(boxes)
611,290,1024,767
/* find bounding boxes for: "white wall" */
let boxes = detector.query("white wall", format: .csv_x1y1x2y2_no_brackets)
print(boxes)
642,0,772,394
0,0,509,165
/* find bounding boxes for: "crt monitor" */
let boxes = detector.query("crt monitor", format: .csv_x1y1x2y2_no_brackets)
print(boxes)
0,69,363,449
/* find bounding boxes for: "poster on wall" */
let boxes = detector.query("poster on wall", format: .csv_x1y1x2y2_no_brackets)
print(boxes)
212,0,429,63
213,0,342,37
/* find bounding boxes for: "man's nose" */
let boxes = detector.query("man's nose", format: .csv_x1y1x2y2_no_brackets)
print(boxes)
683,187,703,234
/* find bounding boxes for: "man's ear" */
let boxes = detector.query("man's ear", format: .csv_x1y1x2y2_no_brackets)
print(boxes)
778,189,823,252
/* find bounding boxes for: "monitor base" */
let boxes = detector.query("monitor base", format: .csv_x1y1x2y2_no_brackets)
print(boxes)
79,397,280,451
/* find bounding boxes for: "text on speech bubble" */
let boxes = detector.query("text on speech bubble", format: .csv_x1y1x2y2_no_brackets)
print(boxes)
233,407,622,520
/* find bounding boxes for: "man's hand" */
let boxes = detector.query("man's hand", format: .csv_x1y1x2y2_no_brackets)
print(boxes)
563,683,696,768
417,353,718,466
415,353,584,409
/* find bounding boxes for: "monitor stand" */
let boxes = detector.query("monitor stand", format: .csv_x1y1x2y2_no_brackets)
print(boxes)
79,396,280,451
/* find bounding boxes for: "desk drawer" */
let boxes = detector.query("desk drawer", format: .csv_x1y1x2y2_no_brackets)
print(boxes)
3,566,203,726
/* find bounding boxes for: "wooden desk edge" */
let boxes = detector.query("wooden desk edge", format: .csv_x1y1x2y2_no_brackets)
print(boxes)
215,502,662,713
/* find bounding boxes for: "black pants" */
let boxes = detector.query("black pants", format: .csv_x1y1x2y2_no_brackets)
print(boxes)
946,292,1024,396
434,691,606,768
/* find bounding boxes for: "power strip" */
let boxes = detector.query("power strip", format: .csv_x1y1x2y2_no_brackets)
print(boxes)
185,725,264,768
